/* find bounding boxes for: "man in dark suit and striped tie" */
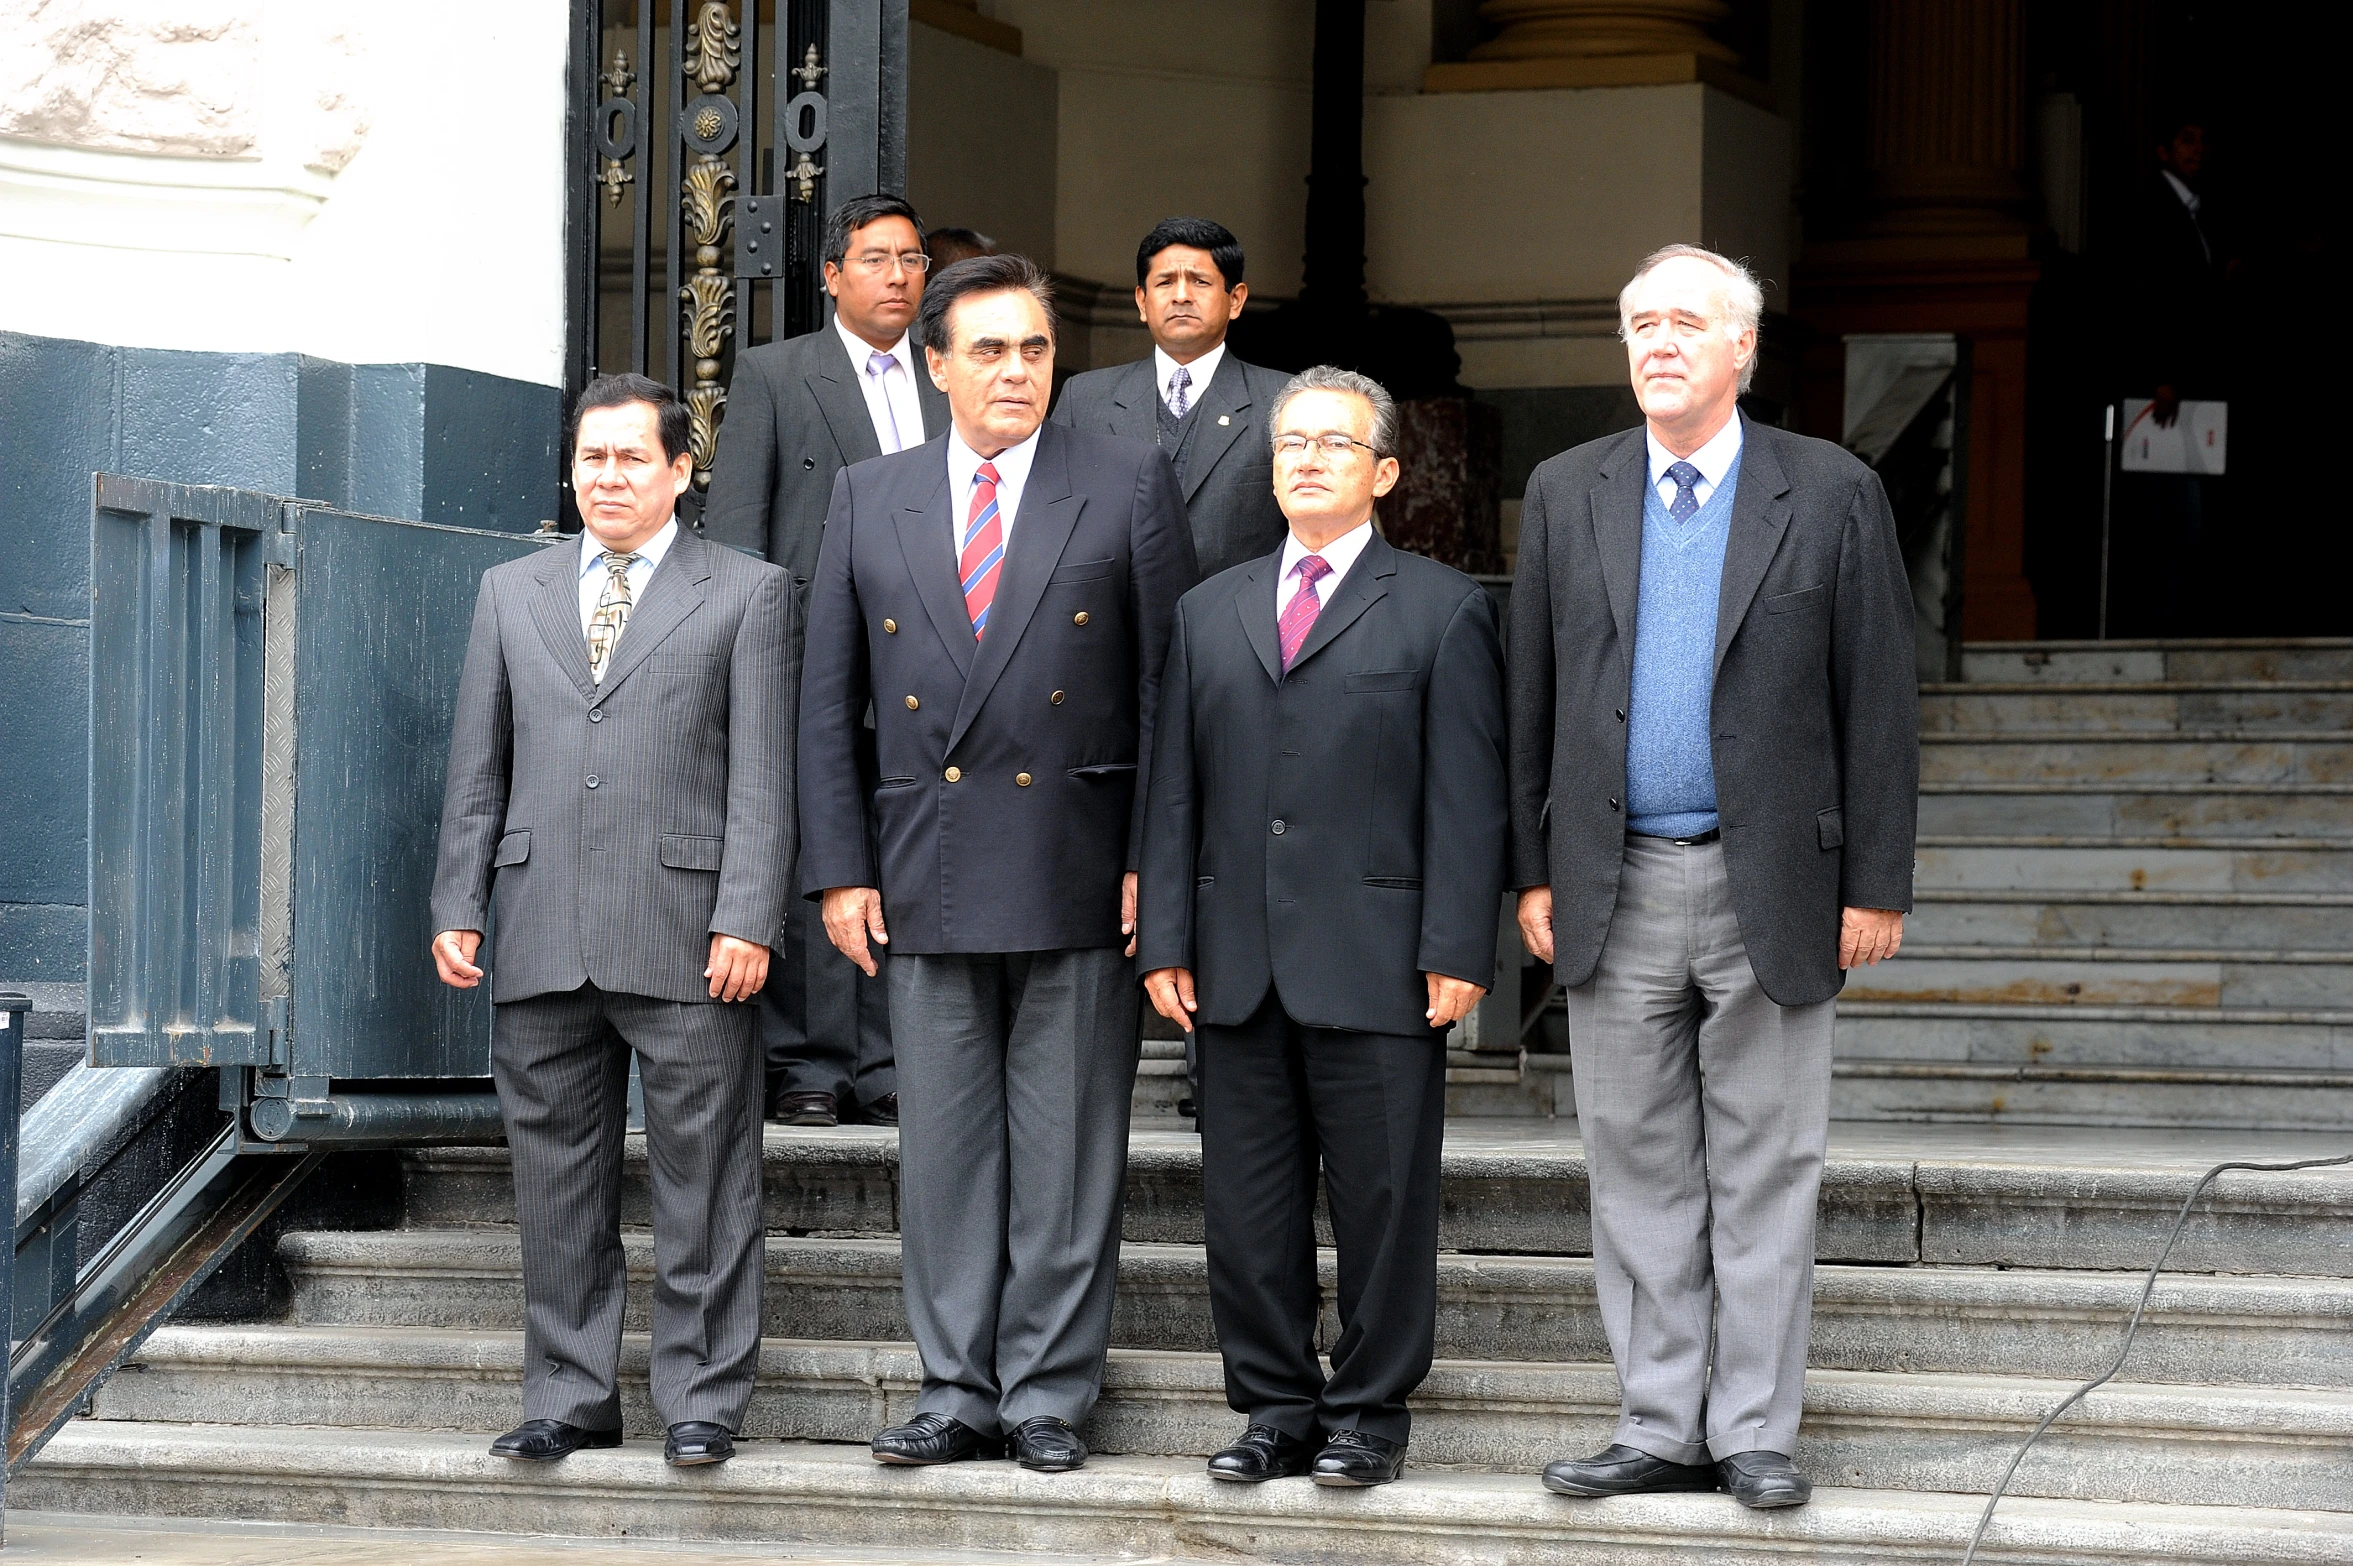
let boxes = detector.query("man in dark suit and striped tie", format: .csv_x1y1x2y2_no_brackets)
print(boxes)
799,254,1197,1472
431,374,794,1471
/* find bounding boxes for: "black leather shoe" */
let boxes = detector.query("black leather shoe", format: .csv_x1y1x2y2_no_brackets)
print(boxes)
1717,1450,1811,1509
1310,1428,1405,1487
770,1089,838,1126
489,1419,623,1462
1207,1423,1316,1482
664,1421,735,1466
871,1411,1005,1465
859,1092,899,1127
1541,1444,1719,1498
1008,1415,1087,1472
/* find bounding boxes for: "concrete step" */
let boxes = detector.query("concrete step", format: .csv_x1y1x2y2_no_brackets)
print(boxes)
1916,836,2353,894
397,1122,2353,1274
1830,1057,2353,1131
1961,639,2353,686
93,1326,2353,1513
275,1230,2353,1387
23,1425,2353,1565
1834,999,2353,1072
1920,734,2353,787
1908,892,2353,950
1917,784,2353,840
1920,682,2353,734
1845,948,2353,1010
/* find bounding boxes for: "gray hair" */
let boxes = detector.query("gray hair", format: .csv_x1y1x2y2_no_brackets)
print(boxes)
1617,243,1765,392
1268,364,1399,456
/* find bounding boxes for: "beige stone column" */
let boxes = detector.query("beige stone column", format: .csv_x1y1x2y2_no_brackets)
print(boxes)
1425,0,1764,102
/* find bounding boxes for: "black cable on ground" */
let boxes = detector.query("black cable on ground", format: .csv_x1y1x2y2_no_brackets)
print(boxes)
1959,1149,2353,1566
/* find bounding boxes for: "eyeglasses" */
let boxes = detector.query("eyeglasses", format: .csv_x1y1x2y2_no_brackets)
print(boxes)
1272,432,1381,460
848,250,931,275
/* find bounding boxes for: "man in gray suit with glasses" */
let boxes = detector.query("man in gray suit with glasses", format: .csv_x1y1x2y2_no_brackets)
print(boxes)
432,373,794,1473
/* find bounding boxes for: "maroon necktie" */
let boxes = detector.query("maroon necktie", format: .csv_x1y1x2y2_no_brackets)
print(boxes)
1278,554,1332,671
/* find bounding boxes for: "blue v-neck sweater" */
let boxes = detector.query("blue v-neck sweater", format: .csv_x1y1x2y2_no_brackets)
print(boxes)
1624,454,1741,837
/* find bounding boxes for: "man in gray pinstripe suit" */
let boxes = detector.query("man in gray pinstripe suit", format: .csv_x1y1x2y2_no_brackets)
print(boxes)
431,374,795,1470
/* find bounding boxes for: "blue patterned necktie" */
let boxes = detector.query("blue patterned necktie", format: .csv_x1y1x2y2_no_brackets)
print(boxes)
1169,364,1192,419
1665,460,1702,522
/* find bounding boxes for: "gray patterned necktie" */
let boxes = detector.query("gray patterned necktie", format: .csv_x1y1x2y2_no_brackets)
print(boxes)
1169,364,1192,419
586,551,641,683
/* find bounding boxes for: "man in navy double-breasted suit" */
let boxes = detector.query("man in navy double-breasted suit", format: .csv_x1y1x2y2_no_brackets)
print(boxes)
798,253,1198,1473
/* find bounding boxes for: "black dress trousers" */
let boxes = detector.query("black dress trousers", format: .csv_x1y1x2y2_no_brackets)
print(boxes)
1197,992,1446,1446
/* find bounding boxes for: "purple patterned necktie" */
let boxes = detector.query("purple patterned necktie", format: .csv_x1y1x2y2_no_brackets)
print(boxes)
1278,554,1332,672
1664,460,1702,521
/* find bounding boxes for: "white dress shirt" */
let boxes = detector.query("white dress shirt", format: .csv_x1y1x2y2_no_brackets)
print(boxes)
2161,168,2211,261
1277,518,1375,619
837,315,927,455
577,517,679,634
1153,342,1226,416
1645,414,1745,515
947,423,1043,556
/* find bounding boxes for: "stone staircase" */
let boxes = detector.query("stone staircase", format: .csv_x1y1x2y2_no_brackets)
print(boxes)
1841,638,2353,1130
16,639,2353,1563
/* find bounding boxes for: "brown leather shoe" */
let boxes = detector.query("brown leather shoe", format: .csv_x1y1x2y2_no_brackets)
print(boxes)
769,1089,838,1126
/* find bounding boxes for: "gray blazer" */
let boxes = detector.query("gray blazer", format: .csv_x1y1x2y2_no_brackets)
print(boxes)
431,528,798,1003
702,325,950,588
1507,416,1919,1008
1052,349,1290,580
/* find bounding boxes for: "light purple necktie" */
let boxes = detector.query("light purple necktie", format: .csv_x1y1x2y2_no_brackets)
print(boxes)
867,350,906,452
1168,364,1192,419
1279,555,1332,672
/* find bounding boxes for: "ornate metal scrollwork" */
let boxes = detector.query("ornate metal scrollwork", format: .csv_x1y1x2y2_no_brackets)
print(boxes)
676,2,743,492
595,50,636,206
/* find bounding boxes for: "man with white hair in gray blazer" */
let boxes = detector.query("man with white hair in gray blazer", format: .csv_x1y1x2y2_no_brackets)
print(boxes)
432,373,794,1472
1511,246,1918,1509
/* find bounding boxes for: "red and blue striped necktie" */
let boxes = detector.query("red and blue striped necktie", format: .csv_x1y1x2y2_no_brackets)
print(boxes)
960,460,1004,637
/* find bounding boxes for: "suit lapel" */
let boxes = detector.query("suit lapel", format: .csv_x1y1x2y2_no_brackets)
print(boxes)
1235,555,1282,683
1284,530,1394,677
591,529,712,699
1105,359,1160,446
891,444,974,678
949,425,1084,750
1713,418,1794,673
805,346,884,465
526,542,599,700
1178,351,1255,502
1589,428,1647,651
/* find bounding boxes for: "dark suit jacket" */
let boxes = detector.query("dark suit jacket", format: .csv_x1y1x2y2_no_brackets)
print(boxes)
1138,532,1509,1037
702,325,950,587
431,529,797,1003
799,421,1198,953
2125,176,2228,397
1052,349,1290,579
1507,416,1919,1008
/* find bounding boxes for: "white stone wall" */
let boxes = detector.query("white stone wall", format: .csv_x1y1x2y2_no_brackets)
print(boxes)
0,0,568,388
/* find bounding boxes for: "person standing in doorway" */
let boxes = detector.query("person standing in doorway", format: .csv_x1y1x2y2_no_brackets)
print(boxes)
1138,366,1508,1489
432,374,793,1471
704,193,947,1128
799,253,1197,1472
1512,246,1917,1509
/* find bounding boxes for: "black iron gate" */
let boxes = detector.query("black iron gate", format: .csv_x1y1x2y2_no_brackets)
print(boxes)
565,0,907,508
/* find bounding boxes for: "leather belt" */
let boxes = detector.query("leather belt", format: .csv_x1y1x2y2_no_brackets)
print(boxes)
1629,828,1720,846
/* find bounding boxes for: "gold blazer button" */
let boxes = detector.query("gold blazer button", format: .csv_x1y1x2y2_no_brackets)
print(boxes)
883,618,898,633
944,766,962,782
1050,690,1065,705
1073,611,1089,626
1016,773,1032,787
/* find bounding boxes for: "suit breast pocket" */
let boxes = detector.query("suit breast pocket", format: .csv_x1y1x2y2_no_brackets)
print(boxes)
1765,584,1827,616
1049,558,1115,585
1345,669,1422,694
